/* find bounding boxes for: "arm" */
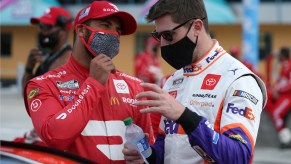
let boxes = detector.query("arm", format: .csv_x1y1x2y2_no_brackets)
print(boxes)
177,76,264,163
22,48,42,89
24,77,105,149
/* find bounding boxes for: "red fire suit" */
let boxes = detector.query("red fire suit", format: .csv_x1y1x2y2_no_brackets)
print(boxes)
24,56,154,163
134,50,160,84
266,59,291,131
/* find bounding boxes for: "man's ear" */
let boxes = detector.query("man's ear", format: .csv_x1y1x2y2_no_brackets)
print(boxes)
193,19,203,36
76,24,85,38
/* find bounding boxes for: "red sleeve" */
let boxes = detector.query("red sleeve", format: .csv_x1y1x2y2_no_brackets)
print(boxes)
25,77,105,149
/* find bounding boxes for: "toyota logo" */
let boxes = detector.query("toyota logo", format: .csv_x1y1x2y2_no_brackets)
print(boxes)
116,83,126,90
205,78,216,86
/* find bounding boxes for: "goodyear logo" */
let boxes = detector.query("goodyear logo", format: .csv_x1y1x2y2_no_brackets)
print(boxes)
229,133,248,144
110,97,120,105
28,88,40,99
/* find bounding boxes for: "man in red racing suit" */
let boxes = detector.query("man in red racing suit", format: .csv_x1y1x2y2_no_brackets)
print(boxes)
265,47,291,148
23,1,153,163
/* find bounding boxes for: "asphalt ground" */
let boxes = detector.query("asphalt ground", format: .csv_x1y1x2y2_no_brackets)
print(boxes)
1,87,291,164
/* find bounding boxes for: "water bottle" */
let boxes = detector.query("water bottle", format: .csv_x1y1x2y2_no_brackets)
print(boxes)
124,117,152,158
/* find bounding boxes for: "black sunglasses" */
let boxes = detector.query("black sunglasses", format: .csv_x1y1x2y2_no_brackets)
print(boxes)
151,17,205,42
38,23,54,31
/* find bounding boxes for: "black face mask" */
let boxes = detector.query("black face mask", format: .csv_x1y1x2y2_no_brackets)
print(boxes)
38,30,60,50
161,36,198,70
152,46,158,54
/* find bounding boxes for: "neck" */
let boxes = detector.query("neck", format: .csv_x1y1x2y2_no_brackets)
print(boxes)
72,40,91,68
192,34,214,63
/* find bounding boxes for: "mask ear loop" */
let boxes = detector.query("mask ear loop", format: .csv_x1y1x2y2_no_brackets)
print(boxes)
77,24,99,57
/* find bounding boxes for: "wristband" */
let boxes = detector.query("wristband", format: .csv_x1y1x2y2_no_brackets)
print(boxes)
25,67,33,74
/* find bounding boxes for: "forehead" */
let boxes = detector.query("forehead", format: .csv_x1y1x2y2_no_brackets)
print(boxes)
91,16,122,26
154,15,177,32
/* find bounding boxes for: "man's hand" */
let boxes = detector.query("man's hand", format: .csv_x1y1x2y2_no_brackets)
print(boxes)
25,48,42,71
134,83,185,121
122,142,144,164
90,54,116,85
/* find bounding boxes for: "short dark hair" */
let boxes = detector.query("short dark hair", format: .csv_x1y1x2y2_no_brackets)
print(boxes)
146,0,209,33
280,47,290,59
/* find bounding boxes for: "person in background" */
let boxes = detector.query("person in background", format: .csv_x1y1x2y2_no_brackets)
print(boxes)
123,0,267,163
134,37,163,85
229,46,262,78
23,1,153,163
14,6,73,146
265,47,291,149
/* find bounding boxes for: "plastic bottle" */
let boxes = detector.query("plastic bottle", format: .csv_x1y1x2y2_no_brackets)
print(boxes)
124,117,152,158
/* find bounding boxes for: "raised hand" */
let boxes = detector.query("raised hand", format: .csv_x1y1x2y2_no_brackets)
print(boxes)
134,83,185,121
89,54,116,85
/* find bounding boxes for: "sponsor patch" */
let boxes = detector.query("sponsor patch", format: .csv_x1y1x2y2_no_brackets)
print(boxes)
122,97,136,106
59,95,74,101
172,77,184,88
233,90,258,105
67,85,91,114
36,71,66,80
28,88,40,99
30,99,42,112
192,93,216,98
201,74,221,90
113,79,129,94
183,64,202,73
164,119,179,134
212,131,219,144
229,133,248,144
228,68,242,75
192,145,215,162
118,72,141,82
226,103,255,120
189,99,214,107
57,80,79,89
110,97,120,105
79,7,90,20
205,48,223,63
56,113,67,120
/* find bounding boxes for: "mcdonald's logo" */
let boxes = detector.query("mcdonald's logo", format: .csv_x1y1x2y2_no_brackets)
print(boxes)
110,97,120,105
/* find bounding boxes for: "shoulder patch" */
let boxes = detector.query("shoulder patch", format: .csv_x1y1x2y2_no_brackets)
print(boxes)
28,88,40,99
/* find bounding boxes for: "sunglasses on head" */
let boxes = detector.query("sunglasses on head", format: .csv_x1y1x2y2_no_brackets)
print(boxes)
38,23,54,31
150,17,205,42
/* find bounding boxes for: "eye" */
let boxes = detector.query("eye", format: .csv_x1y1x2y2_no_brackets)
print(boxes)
162,31,174,42
100,23,111,29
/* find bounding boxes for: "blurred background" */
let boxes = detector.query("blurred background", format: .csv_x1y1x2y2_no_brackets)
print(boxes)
1,0,291,163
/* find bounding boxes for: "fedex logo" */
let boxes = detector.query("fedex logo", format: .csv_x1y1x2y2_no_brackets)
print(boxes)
206,48,223,63
226,103,255,120
183,64,202,73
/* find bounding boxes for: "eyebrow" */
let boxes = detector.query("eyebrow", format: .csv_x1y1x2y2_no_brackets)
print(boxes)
98,19,122,34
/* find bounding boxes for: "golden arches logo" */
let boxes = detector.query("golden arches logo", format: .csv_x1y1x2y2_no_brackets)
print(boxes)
110,97,119,105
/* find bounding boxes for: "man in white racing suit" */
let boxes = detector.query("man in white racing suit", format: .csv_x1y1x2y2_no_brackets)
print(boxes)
122,0,267,163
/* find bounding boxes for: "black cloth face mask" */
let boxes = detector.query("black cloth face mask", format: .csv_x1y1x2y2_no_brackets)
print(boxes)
161,35,198,70
38,30,60,50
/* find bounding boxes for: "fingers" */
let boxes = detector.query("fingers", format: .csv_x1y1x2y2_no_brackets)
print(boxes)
136,91,160,100
140,82,163,93
140,106,160,114
123,144,143,163
134,99,160,108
